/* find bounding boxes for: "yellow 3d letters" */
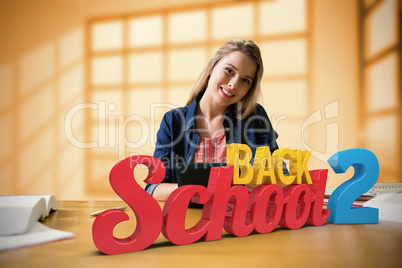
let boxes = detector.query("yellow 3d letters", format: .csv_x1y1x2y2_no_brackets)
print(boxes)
226,143,254,184
227,144,312,185
251,146,276,185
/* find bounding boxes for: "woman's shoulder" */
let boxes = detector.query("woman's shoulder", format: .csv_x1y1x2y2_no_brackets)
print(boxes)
162,105,191,122
241,103,275,128
249,103,268,117
254,103,265,112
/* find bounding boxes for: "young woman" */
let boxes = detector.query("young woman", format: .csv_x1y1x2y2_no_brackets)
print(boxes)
146,39,281,201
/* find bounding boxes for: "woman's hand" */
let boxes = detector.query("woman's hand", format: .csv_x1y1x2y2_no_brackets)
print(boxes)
152,183,179,202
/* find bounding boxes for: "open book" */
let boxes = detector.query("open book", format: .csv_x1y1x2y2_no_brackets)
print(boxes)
324,183,402,207
0,194,74,251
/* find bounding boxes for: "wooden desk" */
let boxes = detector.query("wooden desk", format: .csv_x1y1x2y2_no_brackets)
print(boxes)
1,201,401,268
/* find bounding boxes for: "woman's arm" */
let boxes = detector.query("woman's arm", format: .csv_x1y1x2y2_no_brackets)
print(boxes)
146,110,183,201
253,103,279,151
152,183,179,201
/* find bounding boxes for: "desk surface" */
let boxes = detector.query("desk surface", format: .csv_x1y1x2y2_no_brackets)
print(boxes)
1,201,401,268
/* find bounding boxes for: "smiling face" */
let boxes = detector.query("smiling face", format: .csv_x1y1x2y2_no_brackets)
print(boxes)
204,51,258,109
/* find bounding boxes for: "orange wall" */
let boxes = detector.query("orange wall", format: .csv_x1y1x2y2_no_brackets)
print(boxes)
309,0,360,185
0,0,398,200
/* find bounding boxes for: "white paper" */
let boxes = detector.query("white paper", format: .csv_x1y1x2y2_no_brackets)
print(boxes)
0,221,74,251
363,193,402,223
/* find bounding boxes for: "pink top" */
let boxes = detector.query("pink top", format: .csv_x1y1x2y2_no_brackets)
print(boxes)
192,132,227,163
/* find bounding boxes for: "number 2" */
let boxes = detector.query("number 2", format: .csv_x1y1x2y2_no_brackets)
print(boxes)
327,148,379,224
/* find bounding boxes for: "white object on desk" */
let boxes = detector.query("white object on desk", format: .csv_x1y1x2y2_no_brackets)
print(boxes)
0,194,57,236
363,193,402,223
365,183,402,196
0,222,74,251
0,194,74,251
89,206,127,216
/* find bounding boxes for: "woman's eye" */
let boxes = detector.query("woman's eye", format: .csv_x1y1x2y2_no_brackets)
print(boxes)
242,78,250,84
226,68,234,74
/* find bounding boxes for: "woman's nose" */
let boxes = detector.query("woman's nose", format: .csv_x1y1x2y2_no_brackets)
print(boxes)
228,76,239,90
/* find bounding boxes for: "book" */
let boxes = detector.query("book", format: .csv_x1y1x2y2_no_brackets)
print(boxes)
0,194,58,236
364,183,402,196
0,194,74,251
324,183,402,207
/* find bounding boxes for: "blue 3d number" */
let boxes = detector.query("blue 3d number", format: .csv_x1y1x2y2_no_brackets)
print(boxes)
327,148,379,224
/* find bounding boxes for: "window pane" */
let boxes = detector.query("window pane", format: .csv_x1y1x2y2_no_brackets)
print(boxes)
90,124,120,155
366,53,397,112
168,10,207,44
212,4,254,40
126,137,155,158
259,0,306,35
90,90,124,120
126,123,159,158
261,81,307,117
168,48,207,81
260,39,307,76
90,158,120,181
128,52,163,83
91,21,123,51
91,56,123,85
167,85,191,107
125,120,151,154
128,88,164,118
128,15,163,47
366,115,398,171
275,120,304,149
366,0,396,58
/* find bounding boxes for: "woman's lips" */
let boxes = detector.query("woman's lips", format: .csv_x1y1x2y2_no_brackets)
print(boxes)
220,87,234,98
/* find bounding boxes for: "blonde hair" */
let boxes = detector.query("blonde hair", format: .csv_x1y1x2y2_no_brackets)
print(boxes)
186,39,264,119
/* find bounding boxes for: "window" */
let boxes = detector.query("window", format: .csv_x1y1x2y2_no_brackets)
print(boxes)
359,0,401,182
86,0,311,193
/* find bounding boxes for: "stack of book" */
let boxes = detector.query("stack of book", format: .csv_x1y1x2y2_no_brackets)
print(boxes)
0,194,74,251
324,183,402,207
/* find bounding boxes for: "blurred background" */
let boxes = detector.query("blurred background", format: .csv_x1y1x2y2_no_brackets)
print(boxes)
0,0,400,200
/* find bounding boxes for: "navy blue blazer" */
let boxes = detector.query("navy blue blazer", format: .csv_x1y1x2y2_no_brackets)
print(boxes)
145,94,280,195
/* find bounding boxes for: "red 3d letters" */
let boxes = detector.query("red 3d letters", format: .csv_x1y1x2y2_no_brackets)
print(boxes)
92,148,330,255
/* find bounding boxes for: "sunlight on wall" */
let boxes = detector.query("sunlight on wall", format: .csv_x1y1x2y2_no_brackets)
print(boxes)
366,0,397,57
91,56,123,85
129,16,164,46
0,0,400,200
362,0,400,182
262,81,308,117
0,62,14,195
260,0,306,34
212,5,255,39
0,24,86,199
85,0,313,193
366,54,397,112
261,39,307,76
169,10,207,43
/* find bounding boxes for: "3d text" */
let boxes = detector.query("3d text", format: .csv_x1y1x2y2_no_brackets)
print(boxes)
92,146,379,255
